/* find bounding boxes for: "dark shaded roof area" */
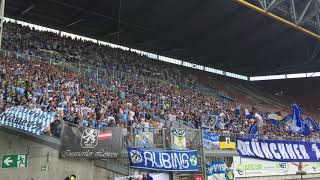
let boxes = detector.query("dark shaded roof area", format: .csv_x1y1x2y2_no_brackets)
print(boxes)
5,0,320,76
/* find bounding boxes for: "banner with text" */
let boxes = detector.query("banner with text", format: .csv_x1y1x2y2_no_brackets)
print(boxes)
203,132,219,150
60,127,122,159
206,161,226,176
128,147,199,172
233,156,320,177
237,138,320,162
0,106,55,135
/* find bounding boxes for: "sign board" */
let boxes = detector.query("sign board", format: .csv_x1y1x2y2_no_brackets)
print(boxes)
1,154,28,168
233,156,320,177
128,147,199,172
60,127,122,159
41,165,49,171
237,138,320,162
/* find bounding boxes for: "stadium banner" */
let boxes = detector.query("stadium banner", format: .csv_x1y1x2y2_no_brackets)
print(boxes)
219,135,236,149
202,132,219,150
172,128,186,150
0,106,55,135
115,173,169,180
127,147,199,172
135,131,154,148
233,156,320,177
206,161,226,176
237,138,320,162
60,127,122,159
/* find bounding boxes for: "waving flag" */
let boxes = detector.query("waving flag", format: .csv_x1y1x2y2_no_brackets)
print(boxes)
304,116,320,133
268,113,283,126
288,104,303,133
248,121,258,135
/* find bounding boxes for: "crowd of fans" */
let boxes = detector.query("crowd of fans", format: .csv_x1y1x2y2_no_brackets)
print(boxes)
0,22,319,142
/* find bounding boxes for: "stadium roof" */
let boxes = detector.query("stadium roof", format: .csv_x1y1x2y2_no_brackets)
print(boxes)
5,0,320,76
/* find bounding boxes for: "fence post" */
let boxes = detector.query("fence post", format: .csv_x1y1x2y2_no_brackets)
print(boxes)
200,129,208,180
162,128,166,149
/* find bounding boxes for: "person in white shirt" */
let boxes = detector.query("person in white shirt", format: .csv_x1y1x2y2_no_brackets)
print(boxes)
252,107,264,130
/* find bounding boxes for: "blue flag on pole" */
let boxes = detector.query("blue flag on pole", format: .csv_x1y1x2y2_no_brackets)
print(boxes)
288,104,303,133
292,104,303,128
248,121,258,135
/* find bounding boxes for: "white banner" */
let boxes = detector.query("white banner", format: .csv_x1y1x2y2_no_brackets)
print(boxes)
233,156,320,177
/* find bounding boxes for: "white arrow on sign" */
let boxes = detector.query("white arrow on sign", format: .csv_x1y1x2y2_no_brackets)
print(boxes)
4,157,13,166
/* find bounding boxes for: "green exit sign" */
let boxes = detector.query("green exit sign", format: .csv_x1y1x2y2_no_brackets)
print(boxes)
1,154,28,168
41,165,49,171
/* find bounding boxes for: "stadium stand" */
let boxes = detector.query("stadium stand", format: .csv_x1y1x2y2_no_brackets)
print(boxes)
0,22,319,143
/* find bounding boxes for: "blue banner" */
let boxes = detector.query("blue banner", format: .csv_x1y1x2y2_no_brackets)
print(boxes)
0,106,55,135
237,138,320,162
203,132,219,149
206,161,225,176
127,147,199,172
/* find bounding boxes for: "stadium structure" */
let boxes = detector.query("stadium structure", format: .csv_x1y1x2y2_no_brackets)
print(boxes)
0,0,320,180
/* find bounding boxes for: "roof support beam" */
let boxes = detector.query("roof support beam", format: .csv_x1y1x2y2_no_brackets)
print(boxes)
258,0,267,10
297,0,313,25
103,31,119,38
234,0,320,40
267,0,285,11
290,0,297,24
301,0,320,24
20,4,34,16
316,12,320,33
65,19,84,28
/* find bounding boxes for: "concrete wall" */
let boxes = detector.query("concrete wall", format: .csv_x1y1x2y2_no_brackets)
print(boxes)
0,130,123,180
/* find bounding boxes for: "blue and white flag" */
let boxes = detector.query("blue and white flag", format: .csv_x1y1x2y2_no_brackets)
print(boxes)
206,161,226,176
127,147,198,172
202,132,219,149
248,121,258,135
289,104,303,133
304,116,319,133
268,113,283,126
0,106,55,135
237,138,320,162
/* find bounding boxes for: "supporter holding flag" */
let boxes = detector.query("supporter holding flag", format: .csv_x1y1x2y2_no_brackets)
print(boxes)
244,107,250,117
252,107,263,127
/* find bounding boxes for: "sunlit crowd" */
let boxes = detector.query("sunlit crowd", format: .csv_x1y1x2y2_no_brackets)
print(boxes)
0,22,319,142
